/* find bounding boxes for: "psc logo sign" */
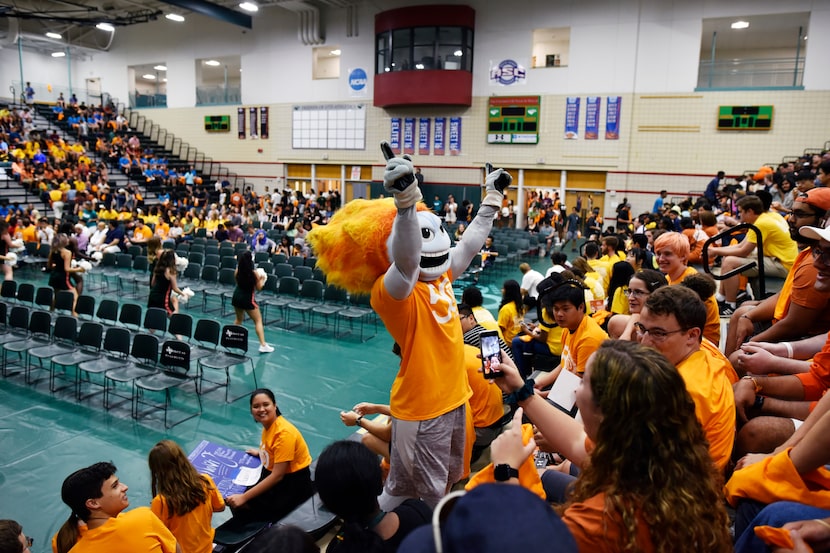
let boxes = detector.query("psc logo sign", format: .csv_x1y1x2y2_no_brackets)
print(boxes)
348,68,367,91
489,59,526,86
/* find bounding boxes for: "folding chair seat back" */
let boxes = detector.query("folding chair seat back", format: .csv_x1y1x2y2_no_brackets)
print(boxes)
1,280,17,302
144,307,169,334
16,283,35,305
118,303,143,330
293,266,313,284
34,287,54,311
76,295,96,320
168,313,193,340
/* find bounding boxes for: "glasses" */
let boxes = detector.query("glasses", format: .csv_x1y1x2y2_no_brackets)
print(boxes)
625,288,649,298
812,246,830,265
790,210,818,219
634,322,687,342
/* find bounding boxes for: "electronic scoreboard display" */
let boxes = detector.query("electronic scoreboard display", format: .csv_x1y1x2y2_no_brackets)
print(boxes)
717,106,773,131
487,96,540,144
204,115,231,132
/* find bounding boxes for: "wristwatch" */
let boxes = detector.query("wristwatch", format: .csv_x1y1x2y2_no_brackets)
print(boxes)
355,415,364,427
493,464,519,482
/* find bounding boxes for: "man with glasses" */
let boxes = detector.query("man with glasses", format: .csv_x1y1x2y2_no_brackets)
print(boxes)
708,194,797,316
458,303,514,361
724,188,830,361
0,520,32,553
731,222,830,459
637,286,736,472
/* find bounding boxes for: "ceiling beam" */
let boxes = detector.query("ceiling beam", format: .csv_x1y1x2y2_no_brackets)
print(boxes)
159,0,252,29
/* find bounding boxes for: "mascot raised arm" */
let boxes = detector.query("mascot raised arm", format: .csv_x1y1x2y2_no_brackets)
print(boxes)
307,144,511,508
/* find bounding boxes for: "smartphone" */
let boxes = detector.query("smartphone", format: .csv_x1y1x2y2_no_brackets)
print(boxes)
480,330,503,379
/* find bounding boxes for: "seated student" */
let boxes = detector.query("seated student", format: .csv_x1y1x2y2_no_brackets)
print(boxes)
653,231,720,345
497,280,525,344
459,303,514,361
55,462,180,553
680,216,708,265
0,519,31,553
636,286,736,472
724,188,830,359
533,280,608,390
606,268,667,340
709,194,797,316
488,341,731,553
582,241,609,290
315,441,431,553
461,286,503,340
226,389,314,523
605,260,634,314
461,341,507,462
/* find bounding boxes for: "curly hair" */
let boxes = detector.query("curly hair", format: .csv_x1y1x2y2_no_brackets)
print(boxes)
565,340,731,552
148,440,210,517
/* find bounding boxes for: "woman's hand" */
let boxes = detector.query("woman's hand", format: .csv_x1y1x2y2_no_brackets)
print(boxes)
736,344,778,375
225,493,247,509
776,520,830,552
490,408,535,473
340,410,360,426
488,349,525,394
735,452,772,471
353,402,378,415
245,447,259,457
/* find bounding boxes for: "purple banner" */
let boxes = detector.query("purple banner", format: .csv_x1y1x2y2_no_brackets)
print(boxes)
418,118,431,155
249,107,258,138
606,96,622,140
564,97,580,140
237,107,246,140
433,117,446,156
259,106,269,139
403,117,415,155
585,97,600,140
188,440,262,497
449,117,462,155
390,118,401,154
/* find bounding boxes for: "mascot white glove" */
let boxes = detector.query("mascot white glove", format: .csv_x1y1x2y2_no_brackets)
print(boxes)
482,167,512,209
383,156,422,210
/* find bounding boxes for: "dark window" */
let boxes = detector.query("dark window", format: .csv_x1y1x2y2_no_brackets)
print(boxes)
376,26,474,74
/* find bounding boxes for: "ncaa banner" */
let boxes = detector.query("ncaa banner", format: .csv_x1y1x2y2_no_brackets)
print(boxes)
403,118,415,155
390,118,402,154
564,97,580,140
606,96,622,140
418,118,431,155
449,117,462,155
347,68,368,97
433,117,446,156
585,97,600,140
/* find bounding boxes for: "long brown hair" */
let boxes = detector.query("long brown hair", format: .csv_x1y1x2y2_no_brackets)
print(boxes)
148,440,209,517
564,340,731,552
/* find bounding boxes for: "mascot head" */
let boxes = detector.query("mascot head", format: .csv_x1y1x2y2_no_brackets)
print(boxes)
307,198,439,294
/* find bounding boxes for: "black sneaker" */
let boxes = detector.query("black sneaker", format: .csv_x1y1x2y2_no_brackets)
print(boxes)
719,303,735,317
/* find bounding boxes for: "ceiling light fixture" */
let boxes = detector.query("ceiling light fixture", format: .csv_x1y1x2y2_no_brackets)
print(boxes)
453,50,463,57
731,20,750,30
165,14,185,22
52,52,66,58
96,22,115,32
330,49,341,56
46,32,62,39
239,2,259,12
153,65,168,71
205,60,221,66
143,74,156,80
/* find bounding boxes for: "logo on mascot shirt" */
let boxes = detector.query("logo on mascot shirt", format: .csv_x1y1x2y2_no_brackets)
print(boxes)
349,68,368,91
489,59,526,86
427,276,457,325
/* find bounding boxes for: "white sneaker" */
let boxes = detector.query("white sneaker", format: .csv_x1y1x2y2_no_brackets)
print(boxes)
258,344,274,353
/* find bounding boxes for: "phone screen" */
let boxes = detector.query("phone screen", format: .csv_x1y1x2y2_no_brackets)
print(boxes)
480,332,503,379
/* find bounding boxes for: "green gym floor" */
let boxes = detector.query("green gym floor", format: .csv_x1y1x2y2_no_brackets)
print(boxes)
0,253,548,552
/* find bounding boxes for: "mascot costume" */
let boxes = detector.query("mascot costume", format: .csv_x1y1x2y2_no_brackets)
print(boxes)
308,144,511,508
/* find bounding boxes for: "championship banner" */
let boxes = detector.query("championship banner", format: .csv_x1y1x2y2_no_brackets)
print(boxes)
606,96,622,140
259,106,269,139
585,97,600,140
249,107,258,139
449,117,462,155
390,118,402,153
433,117,446,156
237,107,246,140
418,118,431,155
564,97,580,140
403,117,415,155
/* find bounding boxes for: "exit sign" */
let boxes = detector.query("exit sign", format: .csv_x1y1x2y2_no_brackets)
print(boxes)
717,106,773,131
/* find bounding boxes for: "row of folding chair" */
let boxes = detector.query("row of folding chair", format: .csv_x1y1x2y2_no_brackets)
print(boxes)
0,303,259,427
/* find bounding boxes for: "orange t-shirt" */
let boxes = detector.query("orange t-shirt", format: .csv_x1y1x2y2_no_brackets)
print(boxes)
560,314,608,376
701,338,739,384
562,492,654,553
260,416,312,474
676,349,736,471
151,475,224,553
774,248,830,327
797,332,830,400
466,423,546,500
372,272,472,421
667,265,720,346
67,507,177,553
463,344,504,428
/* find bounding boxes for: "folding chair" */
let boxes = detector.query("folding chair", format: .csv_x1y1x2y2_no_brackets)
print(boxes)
143,307,169,337
96,299,119,327
188,318,219,361
118,303,143,331
54,290,76,316
310,285,348,335
198,324,257,403
15,283,35,307
51,322,103,394
76,295,96,320
3,310,52,381
34,286,54,312
134,341,201,428
293,266,313,284
0,280,17,304
336,294,378,342
284,279,324,330
0,306,29,376
77,326,130,401
28,315,78,386
203,268,236,314
104,333,159,412
262,276,298,325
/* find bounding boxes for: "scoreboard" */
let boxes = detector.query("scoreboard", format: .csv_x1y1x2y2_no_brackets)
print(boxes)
204,115,231,132
717,106,773,131
487,96,540,144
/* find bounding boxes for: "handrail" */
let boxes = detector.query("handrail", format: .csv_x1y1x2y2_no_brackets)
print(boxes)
702,222,766,298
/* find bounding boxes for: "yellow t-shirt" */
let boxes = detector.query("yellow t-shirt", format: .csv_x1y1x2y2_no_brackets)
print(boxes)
472,306,504,341
750,212,797,271
260,416,312,474
676,348,736,472
560,314,608,376
539,312,565,357
151,475,224,553
497,301,524,344
371,273,472,421
610,287,629,314
463,344,504,428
